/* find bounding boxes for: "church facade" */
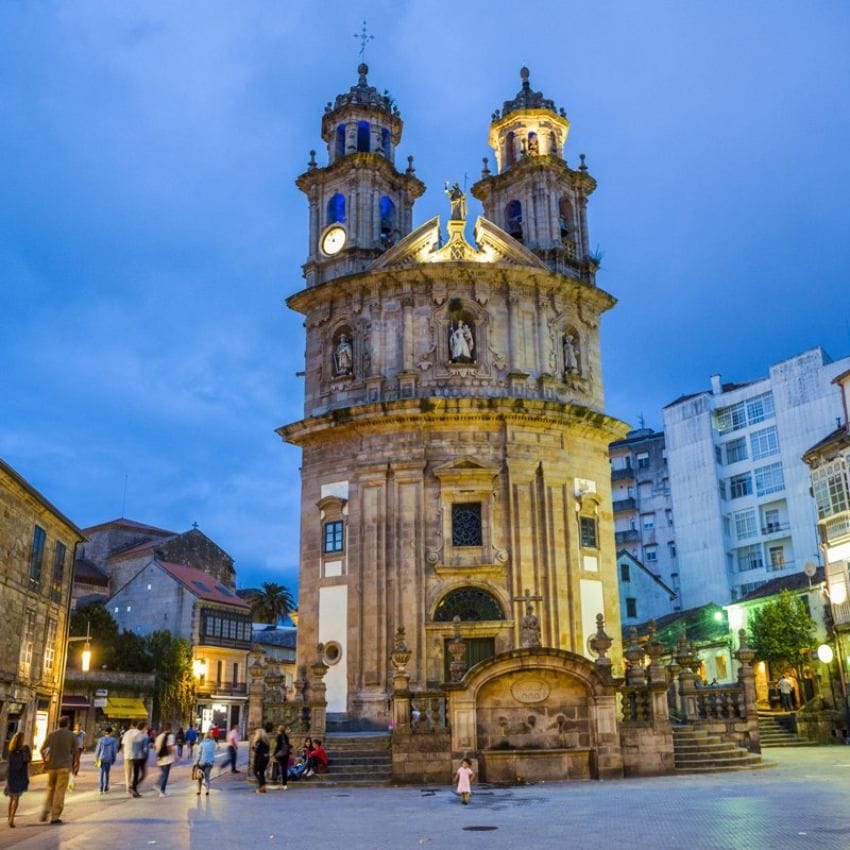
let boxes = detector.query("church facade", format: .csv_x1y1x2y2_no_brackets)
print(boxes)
279,64,628,729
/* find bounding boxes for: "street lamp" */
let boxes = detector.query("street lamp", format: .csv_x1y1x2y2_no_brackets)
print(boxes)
68,620,92,671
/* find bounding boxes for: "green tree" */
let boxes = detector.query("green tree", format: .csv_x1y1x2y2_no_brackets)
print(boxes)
147,631,195,724
242,582,295,624
748,590,817,678
70,602,119,670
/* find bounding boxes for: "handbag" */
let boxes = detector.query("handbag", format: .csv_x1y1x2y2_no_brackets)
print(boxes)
191,765,203,781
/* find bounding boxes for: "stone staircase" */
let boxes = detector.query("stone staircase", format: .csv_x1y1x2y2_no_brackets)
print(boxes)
300,733,393,787
757,711,813,747
672,725,770,773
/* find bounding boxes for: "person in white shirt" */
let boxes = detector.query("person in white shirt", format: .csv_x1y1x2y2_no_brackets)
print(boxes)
154,723,176,797
121,724,141,797
225,724,241,774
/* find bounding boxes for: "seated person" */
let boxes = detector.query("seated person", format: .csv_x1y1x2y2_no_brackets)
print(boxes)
306,740,329,775
288,759,308,780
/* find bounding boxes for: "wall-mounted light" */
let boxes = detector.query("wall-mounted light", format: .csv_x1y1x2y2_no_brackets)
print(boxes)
817,644,835,664
192,658,207,678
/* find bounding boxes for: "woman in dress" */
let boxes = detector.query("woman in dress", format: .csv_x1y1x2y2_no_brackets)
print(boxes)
5,732,31,827
453,757,474,805
193,730,217,796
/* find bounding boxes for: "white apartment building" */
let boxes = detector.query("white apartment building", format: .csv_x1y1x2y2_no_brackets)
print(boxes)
663,348,850,607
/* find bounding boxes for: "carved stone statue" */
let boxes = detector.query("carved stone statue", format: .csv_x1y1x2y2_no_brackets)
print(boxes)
449,321,474,363
520,603,541,648
334,333,354,376
527,134,539,155
444,181,467,221
563,333,579,375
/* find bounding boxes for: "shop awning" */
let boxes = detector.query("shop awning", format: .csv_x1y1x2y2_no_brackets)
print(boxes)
61,696,91,709
103,697,148,719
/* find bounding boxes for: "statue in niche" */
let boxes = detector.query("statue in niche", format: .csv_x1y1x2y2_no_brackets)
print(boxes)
563,332,580,376
334,333,354,377
449,320,474,363
444,181,467,221
527,134,539,155
520,603,542,648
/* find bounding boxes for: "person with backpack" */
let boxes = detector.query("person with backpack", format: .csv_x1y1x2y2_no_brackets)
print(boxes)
130,720,151,797
94,727,118,795
154,722,176,797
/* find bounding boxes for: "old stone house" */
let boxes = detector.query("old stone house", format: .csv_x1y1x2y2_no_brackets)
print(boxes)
0,459,83,770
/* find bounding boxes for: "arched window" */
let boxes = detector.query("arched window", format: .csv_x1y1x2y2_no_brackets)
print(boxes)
327,193,346,225
335,124,346,159
504,131,516,168
357,120,370,152
379,196,396,246
434,587,505,622
549,131,559,158
558,196,574,240
381,127,391,158
506,200,523,242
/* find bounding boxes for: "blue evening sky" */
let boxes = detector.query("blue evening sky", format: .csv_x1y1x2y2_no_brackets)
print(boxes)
2,2,849,594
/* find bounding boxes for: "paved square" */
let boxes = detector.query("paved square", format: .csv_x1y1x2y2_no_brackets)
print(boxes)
3,747,850,849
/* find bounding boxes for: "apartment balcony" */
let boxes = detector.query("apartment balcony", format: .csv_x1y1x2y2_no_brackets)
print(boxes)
196,680,247,698
766,560,795,574
612,497,637,513
611,467,635,483
615,529,641,545
823,512,850,544
761,522,790,537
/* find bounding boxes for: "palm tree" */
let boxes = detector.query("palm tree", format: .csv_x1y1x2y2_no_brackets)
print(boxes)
243,582,295,625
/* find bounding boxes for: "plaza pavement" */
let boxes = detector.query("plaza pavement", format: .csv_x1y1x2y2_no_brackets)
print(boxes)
4,745,850,850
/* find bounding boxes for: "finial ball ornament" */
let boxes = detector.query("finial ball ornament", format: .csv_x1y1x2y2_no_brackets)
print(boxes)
520,66,530,81
358,63,369,77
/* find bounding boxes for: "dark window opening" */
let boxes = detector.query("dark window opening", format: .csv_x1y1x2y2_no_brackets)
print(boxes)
30,525,45,587
381,127,391,158
357,120,370,152
558,196,573,240
506,200,523,242
620,562,630,582
434,587,504,622
327,193,345,225
324,520,344,553
335,124,346,158
379,196,396,246
580,516,598,549
505,131,516,167
51,541,66,601
452,503,482,547
626,598,637,618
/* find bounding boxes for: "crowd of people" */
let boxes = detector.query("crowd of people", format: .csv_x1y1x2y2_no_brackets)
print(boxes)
4,717,336,828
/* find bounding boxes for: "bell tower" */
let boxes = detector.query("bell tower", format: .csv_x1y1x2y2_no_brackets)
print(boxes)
297,63,425,287
471,67,597,279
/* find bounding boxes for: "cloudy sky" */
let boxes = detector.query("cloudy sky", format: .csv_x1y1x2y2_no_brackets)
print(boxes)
2,2,849,595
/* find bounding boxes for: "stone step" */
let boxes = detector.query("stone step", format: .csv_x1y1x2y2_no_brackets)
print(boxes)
675,761,774,774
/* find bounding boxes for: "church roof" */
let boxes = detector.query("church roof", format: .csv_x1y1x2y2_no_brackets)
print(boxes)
326,63,397,117
157,561,249,609
498,67,562,119
74,557,109,585
107,533,180,561
80,517,175,537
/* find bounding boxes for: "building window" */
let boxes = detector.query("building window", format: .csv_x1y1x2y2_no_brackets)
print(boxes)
636,452,650,470
30,525,46,587
812,459,849,519
737,545,763,572
750,426,779,461
51,542,66,602
715,401,747,435
201,612,251,645
216,660,223,686
716,655,728,680
580,516,598,549
669,542,677,558
666,509,674,527
754,462,784,497
729,473,753,499
746,392,774,425
644,547,658,562
452,503,483,547
620,562,631,582
734,509,757,541
323,520,344,553
356,120,370,152
43,618,57,676
19,609,36,677
725,437,748,464
232,662,239,685
715,445,723,465
626,598,637,618
641,513,655,531
326,193,346,225
433,587,505,622
768,546,786,571
763,508,783,533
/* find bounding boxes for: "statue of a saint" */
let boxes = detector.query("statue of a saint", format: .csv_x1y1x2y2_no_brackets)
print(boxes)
449,321,474,362
563,333,579,375
334,334,354,376
520,604,542,648
444,182,467,222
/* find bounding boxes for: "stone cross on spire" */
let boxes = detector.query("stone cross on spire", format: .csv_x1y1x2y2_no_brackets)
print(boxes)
353,20,374,59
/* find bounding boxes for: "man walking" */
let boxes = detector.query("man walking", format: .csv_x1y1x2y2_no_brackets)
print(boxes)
185,724,198,761
778,674,794,711
130,720,150,797
39,716,78,824
121,721,141,795
154,723,176,796
225,724,241,773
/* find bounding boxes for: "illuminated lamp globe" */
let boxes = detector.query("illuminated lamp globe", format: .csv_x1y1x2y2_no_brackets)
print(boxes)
817,644,834,664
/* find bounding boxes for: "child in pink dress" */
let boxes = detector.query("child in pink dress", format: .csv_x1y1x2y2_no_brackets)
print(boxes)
454,758,474,804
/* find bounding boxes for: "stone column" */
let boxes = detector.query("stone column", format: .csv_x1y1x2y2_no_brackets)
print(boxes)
390,627,412,732
675,637,699,721
644,621,670,723
307,646,329,739
736,629,759,720
246,650,266,735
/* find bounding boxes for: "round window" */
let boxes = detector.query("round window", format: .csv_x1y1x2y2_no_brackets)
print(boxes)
323,642,342,666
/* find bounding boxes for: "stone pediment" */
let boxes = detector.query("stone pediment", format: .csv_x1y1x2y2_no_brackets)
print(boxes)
368,216,549,271
433,456,500,485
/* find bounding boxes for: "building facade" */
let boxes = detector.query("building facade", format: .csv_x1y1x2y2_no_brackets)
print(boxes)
609,428,679,622
664,348,850,607
279,65,628,727
0,459,83,768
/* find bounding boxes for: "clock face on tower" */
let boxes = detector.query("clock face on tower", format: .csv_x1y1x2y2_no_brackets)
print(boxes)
321,225,347,256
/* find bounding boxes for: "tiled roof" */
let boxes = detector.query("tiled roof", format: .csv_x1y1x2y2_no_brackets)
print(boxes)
107,534,179,561
252,625,297,649
157,561,248,609
802,427,850,462
737,567,825,603
73,558,109,585
627,602,727,647
81,517,175,537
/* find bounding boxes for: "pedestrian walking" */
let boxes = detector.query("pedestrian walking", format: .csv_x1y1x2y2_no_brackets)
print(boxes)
273,726,291,788
5,732,31,828
175,726,185,760
121,721,141,795
94,726,118,794
39,716,78,824
193,730,216,796
225,724,241,773
154,723,176,796
454,758,475,805
778,674,794,711
252,724,271,793
185,724,198,761
130,720,150,797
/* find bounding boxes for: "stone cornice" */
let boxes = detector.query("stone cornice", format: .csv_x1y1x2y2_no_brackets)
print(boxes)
296,152,425,197
277,396,629,447
471,154,596,199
